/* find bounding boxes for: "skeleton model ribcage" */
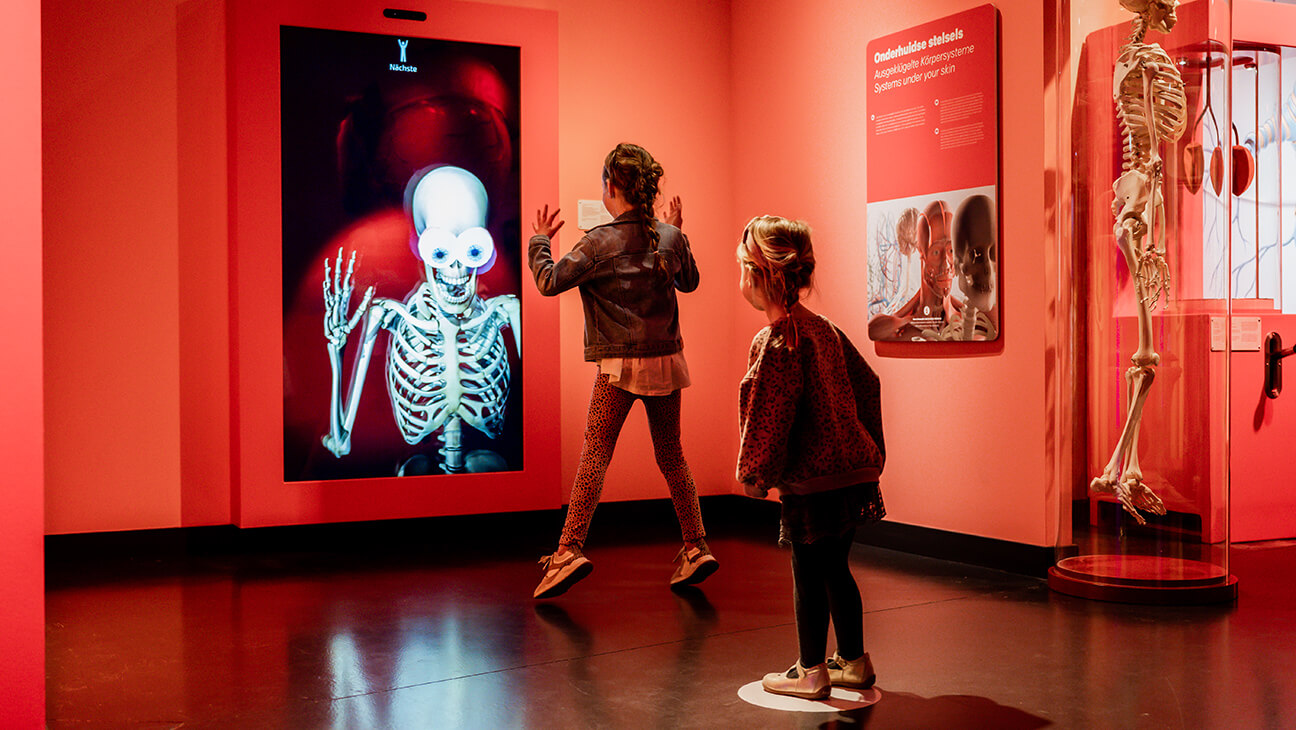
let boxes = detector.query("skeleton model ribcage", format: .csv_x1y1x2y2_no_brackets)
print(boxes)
1117,45,1187,171
1113,40,1186,306
384,285,517,445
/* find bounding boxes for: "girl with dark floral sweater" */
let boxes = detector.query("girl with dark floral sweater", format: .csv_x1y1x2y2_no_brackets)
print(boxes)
736,215,885,700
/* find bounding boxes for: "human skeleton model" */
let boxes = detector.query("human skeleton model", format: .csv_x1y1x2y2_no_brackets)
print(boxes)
1089,0,1187,524
322,166,521,474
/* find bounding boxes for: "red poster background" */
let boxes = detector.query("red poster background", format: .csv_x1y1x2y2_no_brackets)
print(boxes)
867,4,1000,201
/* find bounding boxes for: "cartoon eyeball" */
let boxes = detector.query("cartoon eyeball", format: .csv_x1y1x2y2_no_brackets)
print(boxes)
456,227,494,269
418,228,457,268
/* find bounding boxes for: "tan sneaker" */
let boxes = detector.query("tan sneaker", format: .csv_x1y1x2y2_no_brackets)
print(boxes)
761,660,830,700
670,540,719,587
533,548,593,599
826,651,876,689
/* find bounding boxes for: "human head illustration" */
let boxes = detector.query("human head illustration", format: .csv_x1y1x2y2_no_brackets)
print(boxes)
406,165,495,315
953,195,996,312
919,200,954,301
896,207,921,258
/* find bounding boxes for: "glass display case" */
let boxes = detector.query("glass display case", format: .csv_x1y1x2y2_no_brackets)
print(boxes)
1049,0,1240,603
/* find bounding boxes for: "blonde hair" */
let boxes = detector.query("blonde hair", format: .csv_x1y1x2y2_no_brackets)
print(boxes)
737,215,816,311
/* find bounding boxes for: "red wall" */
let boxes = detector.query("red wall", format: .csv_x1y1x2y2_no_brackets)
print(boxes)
2,0,45,723
42,0,741,535
43,0,1072,549
43,0,212,532
492,0,741,508
731,0,1056,546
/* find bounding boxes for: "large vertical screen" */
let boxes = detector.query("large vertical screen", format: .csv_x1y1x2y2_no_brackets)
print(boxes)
280,26,522,481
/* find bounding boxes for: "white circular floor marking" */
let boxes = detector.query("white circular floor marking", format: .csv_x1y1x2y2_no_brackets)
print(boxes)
736,681,881,712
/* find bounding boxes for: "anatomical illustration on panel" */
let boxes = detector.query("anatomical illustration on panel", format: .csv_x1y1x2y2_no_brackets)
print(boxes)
867,187,998,342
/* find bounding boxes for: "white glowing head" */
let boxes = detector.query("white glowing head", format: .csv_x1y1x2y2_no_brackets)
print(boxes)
406,166,496,314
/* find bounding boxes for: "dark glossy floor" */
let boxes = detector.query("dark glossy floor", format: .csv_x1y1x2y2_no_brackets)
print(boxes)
46,498,1296,729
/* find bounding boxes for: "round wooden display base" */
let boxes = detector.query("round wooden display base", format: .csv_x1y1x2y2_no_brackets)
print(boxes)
1048,555,1238,605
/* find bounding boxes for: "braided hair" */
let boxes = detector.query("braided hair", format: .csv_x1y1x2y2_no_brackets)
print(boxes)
603,143,666,274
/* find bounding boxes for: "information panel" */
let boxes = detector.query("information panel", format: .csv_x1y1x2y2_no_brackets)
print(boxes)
866,4,1001,342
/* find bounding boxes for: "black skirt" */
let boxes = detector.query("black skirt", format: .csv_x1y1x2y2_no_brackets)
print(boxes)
779,481,885,546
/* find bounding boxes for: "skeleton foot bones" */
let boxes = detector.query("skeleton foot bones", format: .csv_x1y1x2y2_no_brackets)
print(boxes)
1091,356,1167,525
1091,475,1167,526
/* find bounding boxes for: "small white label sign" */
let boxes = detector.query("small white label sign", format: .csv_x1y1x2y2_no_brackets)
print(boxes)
1233,316,1263,351
578,199,612,231
1210,316,1263,351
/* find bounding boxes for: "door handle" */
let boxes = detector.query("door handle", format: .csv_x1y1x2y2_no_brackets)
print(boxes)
1264,332,1296,399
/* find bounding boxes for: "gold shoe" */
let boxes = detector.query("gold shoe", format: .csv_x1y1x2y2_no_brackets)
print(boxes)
826,651,876,689
760,660,830,699
533,548,593,599
670,540,719,587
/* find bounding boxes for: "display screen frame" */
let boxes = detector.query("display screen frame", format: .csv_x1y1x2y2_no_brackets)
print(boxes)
229,0,560,526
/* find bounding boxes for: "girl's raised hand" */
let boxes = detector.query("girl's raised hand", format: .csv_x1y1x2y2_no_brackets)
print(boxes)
533,205,565,238
664,195,683,229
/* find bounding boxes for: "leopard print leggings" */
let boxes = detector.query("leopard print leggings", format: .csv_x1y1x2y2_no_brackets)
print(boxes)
559,373,706,549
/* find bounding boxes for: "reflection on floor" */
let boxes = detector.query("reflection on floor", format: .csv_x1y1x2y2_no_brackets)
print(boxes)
46,498,1296,729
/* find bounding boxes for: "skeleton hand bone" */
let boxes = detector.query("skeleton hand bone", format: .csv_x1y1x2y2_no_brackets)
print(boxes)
323,248,375,350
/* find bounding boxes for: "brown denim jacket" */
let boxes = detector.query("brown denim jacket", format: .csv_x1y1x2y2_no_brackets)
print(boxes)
528,212,700,361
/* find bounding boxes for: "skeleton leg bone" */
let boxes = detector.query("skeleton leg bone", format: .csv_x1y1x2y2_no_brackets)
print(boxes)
1088,213,1167,523
1120,402,1165,517
1090,362,1165,524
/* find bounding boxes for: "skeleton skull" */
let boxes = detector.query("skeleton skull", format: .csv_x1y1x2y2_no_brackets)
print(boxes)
1119,0,1179,32
953,195,996,312
407,166,497,315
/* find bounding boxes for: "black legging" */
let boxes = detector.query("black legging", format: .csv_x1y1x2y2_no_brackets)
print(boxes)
790,530,863,667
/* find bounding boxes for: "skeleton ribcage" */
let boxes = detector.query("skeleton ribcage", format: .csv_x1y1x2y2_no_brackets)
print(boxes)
385,297,513,445
1116,43,1187,171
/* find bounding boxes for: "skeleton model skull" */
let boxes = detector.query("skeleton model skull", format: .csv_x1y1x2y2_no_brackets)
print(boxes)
1089,0,1187,523
322,166,521,474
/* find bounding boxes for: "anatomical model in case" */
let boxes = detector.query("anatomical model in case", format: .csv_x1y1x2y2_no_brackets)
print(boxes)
1089,0,1187,524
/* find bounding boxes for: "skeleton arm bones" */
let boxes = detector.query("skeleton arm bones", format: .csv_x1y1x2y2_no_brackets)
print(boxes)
321,250,391,457
1137,56,1174,307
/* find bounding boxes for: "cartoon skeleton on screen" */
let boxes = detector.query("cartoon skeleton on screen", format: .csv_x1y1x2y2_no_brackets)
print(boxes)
1089,0,1187,523
322,166,521,474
